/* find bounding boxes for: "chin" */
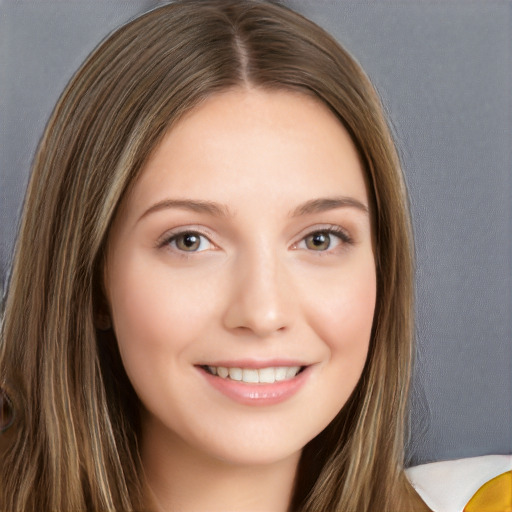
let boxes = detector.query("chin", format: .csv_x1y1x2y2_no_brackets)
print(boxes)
199,436,304,468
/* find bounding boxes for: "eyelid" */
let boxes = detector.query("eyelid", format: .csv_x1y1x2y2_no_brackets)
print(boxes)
156,226,217,252
291,224,354,252
156,224,354,255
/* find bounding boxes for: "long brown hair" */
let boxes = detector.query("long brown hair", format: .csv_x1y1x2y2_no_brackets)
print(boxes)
0,1,429,510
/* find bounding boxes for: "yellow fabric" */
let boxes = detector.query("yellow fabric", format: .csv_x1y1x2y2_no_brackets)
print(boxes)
463,470,512,512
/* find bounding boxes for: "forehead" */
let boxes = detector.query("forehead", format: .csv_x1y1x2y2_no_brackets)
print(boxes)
122,88,368,222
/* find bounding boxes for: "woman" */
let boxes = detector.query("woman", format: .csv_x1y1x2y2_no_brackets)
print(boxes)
0,1,431,510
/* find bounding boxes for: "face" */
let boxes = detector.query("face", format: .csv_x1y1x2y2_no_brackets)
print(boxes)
105,88,376,467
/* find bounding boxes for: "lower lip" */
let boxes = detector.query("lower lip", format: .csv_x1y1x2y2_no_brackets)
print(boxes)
198,366,311,406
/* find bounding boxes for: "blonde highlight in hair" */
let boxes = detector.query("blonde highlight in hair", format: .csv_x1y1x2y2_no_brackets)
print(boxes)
1,1,428,510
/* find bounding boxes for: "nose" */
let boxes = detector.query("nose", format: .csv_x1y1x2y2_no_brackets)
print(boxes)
222,247,293,338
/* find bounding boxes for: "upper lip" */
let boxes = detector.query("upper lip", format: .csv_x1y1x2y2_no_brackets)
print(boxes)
196,359,310,369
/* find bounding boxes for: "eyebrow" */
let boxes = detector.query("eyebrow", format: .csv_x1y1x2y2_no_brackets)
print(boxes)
138,195,368,222
290,196,369,217
138,199,232,222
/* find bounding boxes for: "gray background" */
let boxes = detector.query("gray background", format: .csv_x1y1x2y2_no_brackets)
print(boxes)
1,0,511,466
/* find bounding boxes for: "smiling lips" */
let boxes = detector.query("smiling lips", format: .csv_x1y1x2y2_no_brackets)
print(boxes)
203,365,302,384
198,363,310,406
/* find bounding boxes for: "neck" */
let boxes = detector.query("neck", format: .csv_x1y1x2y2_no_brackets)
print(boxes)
141,418,301,512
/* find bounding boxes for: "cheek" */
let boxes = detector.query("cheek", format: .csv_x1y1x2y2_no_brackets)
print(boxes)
307,262,376,352
301,258,376,398
106,253,221,385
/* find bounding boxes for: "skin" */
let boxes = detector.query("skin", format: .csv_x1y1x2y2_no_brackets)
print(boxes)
105,88,376,512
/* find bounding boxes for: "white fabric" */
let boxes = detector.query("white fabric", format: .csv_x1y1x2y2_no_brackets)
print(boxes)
405,455,512,512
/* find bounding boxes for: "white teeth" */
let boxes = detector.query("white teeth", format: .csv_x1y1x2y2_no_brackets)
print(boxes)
242,369,259,383
275,367,287,381
207,365,301,383
258,367,276,383
228,367,242,381
217,366,228,378
285,366,299,379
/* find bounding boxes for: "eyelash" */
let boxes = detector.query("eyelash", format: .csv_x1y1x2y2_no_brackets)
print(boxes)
294,226,353,253
157,229,215,254
158,225,353,256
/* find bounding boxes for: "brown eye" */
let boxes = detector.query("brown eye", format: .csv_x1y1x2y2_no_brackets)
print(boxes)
305,232,332,251
167,232,212,252
175,233,201,251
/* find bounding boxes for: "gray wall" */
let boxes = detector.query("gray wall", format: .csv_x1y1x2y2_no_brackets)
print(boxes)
1,0,511,466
